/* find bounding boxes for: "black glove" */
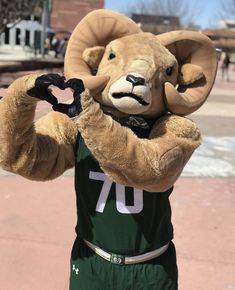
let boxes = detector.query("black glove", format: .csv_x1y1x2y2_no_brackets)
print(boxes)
53,78,85,118
27,74,65,105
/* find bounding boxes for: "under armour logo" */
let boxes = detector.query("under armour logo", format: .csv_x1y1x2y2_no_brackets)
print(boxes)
72,264,79,275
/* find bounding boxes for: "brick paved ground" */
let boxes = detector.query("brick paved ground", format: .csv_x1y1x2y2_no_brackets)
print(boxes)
0,67,235,290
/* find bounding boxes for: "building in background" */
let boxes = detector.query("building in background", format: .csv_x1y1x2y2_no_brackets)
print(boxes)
131,13,235,62
0,0,104,50
131,14,181,34
51,0,104,37
203,20,235,59
1,2,235,61
0,8,49,50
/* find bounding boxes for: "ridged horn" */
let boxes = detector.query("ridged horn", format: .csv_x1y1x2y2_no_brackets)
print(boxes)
64,9,142,94
157,31,217,115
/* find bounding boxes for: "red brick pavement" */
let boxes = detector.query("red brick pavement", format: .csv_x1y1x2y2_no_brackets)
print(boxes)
172,178,235,290
0,176,75,290
0,176,235,290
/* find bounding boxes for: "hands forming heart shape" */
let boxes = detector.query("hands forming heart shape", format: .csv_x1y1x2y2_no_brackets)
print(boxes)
27,74,85,118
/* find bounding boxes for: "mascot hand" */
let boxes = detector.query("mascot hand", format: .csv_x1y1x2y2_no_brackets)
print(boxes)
27,73,65,105
53,78,85,118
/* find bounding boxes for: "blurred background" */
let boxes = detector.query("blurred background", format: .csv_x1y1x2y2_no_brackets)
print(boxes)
0,1,235,290
0,0,235,64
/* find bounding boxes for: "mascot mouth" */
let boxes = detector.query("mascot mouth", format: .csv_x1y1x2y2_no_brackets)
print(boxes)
112,92,149,106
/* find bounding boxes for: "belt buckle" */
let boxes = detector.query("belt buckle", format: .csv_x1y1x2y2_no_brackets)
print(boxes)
110,253,125,265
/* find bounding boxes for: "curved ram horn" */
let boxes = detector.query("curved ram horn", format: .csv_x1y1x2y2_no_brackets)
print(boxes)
157,31,217,115
64,9,142,95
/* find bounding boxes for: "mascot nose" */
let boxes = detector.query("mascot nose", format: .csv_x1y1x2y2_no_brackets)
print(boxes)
126,74,145,86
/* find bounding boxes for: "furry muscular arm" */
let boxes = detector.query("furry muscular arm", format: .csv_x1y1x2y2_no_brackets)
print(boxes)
77,90,201,192
0,75,77,181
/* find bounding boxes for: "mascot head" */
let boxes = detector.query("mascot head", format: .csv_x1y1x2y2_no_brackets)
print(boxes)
64,10,217,118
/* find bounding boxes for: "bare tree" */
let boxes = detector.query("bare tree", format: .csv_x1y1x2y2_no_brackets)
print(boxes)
222,0,235,16
125,0,200,28
0,0,43,34
218,0,235,20
209,0,235,29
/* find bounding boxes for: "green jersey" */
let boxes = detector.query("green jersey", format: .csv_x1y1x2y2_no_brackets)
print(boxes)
74,118,173,256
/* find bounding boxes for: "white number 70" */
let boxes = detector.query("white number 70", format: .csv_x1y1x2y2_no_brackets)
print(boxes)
89,171,143,214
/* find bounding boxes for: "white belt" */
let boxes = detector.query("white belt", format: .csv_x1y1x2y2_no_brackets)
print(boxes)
84,239,169,265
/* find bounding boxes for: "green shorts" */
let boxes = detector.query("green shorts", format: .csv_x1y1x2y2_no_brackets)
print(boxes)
70,238,178,290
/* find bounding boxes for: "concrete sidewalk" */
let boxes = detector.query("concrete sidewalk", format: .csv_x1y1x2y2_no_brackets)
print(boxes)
0,47,63,75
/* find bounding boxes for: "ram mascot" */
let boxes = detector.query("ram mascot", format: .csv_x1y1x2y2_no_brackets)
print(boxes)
0,9,217,290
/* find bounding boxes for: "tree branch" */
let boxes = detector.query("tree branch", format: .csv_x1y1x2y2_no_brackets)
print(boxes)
0,0,43,34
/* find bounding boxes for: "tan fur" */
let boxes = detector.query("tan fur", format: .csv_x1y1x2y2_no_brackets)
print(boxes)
0,75,78,180
91,33,177,118
83,46,105,69
76,89,200,192
178,63,204,85
65,10,217,116
0,10,215,191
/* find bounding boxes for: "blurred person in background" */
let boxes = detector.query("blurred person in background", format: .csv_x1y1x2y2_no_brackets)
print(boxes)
51,35,60,58
220,51,231,81
44,37,51,55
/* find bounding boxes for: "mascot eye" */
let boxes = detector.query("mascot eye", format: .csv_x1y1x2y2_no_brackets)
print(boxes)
166,66,173,76
108,51,116,60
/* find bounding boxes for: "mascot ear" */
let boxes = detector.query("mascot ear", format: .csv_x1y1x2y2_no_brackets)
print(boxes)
178,63,204,85
83,46,105,69
157,31,217,116
64,9,142,94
